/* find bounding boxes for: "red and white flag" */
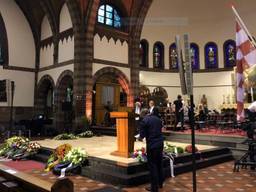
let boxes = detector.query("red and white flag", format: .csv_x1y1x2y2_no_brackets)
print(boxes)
236,20,256,121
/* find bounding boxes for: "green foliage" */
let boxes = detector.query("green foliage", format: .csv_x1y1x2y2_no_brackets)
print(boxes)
164,142,184,154
81,116,90,130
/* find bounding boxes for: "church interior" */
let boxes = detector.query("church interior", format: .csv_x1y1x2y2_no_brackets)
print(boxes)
1,0,256,191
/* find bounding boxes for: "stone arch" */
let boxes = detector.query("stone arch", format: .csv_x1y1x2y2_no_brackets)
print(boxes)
59,3,72,32
36,75,55,116
55,70,73,132
93,67,132,106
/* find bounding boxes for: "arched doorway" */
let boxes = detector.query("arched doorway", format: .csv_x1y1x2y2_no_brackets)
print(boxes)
55,70,73,133
92,67,131,126
37,75,55,118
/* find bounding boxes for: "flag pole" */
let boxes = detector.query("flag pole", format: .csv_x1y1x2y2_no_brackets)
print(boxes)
231,5,256,47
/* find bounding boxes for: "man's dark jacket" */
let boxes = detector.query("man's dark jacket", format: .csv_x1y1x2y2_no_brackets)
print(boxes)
139,114,164,149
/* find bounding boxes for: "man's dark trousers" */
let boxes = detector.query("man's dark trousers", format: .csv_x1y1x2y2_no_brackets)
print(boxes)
147,145,163,192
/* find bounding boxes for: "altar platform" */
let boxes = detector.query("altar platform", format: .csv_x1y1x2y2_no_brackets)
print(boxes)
32,136,233,186
35,136,215,165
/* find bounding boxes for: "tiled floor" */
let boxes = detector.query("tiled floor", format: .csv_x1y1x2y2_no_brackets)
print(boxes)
123,162,256,192
26,161,256,192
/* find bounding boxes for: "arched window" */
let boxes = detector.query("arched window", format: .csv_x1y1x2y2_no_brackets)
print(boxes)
153,42,164,69
97,4,121,29
190,43,200,70
205,42,218,69
223,40,236,68
139,39,149,67
0,13,8,66
169,43,178,69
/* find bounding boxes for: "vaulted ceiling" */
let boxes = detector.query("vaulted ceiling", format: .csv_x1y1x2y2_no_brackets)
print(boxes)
14,0,148,46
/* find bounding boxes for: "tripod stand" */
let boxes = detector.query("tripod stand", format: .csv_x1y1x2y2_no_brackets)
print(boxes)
234,139,256,172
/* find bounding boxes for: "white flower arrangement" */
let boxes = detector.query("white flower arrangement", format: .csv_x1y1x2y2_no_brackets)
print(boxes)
63,148,88,165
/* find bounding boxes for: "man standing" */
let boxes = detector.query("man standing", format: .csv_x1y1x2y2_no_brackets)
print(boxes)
148,100,160,117
139,109,164,192
174,95,184,130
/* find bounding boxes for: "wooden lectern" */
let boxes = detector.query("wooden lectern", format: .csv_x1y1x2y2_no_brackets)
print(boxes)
110,112,135,158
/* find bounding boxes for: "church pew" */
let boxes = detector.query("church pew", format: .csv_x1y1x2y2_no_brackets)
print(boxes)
0,164,73,192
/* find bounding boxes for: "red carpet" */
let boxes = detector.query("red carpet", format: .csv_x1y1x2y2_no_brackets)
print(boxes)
167,128,246,137
3,160,45,172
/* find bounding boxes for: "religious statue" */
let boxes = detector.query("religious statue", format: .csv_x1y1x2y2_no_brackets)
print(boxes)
139,44,143,66
154,47,160,67
226,94,230,104
208,47,215,65
66,87,73,102
170,48,178,69
228,44,235,65
200,94,208,107
223,94,225,104
232,94,235,104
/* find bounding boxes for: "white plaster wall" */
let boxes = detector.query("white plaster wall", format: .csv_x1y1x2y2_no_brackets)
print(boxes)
41,16,52,40
140,71,233,110
142,0,256,70
59,3,72,32
93,63,130,81
139,0,256,109
0,67,34,107
38,64,74,85
0,0,35,69
58,36,74,63
40,45,54,68
94,35,128,64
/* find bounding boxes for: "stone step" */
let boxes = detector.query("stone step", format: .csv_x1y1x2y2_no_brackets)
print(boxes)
82,153,233,186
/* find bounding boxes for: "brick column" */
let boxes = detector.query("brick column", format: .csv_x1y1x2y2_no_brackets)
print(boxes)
66,0,100,130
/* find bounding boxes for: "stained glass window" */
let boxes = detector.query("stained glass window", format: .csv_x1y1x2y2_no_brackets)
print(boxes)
190,43,200,70
139,40,149,67
97,5,121,29
153,42,164,69
223,40,236,68
169,43,178,69
205,42,218,69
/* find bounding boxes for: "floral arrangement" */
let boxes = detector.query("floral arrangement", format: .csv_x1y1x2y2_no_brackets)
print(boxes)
77,131,94,138
185,144,199,153
132,147,147,163
164,142,184,155
6,136,30,148
0,136,41,160
63,148,88,165
53,133,77,140
45,144,72,171
0,144,9,156
26,142,41,153
0,136,30,158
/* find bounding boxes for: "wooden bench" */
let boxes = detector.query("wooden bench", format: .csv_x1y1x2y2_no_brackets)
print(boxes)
0,164,73,192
